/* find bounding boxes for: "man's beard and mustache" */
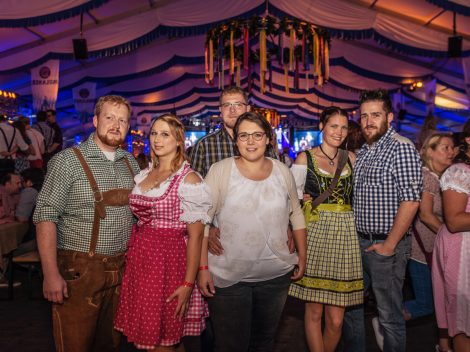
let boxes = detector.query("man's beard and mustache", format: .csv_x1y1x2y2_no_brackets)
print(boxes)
97,129,124,148
362,121,388,145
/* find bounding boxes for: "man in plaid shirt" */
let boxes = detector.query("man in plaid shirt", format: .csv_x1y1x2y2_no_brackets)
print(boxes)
34,95,139,352
343,89,422,352
189,86,251,351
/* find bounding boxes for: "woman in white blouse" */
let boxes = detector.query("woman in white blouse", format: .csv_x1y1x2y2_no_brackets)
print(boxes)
115,114,211,351
198,112,307,352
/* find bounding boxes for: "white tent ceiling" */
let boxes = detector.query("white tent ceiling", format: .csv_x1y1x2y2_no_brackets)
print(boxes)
0,0,469,141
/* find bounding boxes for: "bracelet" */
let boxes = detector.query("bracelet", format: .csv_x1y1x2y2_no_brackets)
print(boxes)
199,265,209,271
182,281,194,288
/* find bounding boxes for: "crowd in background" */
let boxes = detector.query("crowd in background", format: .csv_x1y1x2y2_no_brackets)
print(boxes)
0,89,469,352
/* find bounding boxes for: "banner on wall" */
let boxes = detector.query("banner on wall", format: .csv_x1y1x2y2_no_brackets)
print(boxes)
31,60,60,112
72,82,97,115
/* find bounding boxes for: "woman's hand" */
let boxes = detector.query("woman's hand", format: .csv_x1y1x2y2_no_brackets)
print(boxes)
166,285,193,320
291,256,306,281
197,270,215,297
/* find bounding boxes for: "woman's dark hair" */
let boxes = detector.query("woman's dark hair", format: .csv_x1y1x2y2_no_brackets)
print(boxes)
454,118,470,165
21,168,45,192
319,106,349,131
233,112,273,156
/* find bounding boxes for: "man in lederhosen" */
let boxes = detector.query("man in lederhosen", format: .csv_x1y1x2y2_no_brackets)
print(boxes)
34,95,140,352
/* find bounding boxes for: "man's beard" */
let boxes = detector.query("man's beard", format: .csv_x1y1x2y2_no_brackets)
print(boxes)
97,130,124,148
363,122,388,145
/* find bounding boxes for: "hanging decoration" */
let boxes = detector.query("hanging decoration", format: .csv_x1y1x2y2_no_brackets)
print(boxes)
205,15,330,93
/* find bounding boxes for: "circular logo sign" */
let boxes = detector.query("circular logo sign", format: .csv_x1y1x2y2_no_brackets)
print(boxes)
141,117,148,124
39,66,51,79
79,88,90,98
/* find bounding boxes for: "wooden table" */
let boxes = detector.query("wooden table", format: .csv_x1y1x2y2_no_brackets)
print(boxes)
0,222,28,272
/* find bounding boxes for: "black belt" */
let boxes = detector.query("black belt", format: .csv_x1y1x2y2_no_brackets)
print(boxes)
357,232,388,241
358,232,410,241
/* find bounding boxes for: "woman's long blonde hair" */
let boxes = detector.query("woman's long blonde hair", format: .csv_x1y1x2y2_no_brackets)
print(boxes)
420,132,453,175
150,113,188,172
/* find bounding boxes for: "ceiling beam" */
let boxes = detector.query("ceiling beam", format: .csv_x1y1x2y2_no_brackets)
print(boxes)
23,27,45,41
86,10,99,25
350,0,470,40
424,9,446,26
369,0,379,9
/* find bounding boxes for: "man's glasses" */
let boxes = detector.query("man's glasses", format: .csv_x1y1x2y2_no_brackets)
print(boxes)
237,132,266,142
220,102,247,110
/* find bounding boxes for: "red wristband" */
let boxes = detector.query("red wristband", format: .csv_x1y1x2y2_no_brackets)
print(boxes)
199,265,209,271
182,281,194,288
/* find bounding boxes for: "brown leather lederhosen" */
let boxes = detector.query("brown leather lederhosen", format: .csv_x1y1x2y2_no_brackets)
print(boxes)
71,147,135,257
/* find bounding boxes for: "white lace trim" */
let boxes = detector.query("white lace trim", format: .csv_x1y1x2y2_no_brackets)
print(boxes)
440,163,470,194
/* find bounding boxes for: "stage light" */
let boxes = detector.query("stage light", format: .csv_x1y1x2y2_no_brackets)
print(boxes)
416,81,423,88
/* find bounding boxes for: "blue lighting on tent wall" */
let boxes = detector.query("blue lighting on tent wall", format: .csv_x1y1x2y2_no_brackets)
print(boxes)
127,136,133,153
144,140,150,155
74,135,81,145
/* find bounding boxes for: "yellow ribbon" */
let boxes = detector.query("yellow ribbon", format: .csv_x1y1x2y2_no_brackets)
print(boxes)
209,39,214,81
229,30,235,75
302,201,352,224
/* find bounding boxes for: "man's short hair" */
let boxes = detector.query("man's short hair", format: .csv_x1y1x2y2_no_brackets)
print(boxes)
36,111,47,122
94,95,132,120
219,86,248,105
46,109,56,117
359,89,393,115
21,168,45,191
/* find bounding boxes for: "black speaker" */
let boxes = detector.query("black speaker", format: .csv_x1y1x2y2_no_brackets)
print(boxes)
73,38,88,60
397,109,407,121
448,36,462,58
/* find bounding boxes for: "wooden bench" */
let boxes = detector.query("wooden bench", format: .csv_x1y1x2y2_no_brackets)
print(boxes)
8,250,41,299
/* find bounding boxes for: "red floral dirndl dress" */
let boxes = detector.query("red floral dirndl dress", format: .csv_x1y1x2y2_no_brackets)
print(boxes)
114,164,208,349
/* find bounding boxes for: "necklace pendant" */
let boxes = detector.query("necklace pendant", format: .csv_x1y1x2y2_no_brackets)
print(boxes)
329,160,334,166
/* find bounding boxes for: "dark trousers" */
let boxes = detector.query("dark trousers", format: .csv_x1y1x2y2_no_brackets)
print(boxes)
52,250,124,352
208,272,291,352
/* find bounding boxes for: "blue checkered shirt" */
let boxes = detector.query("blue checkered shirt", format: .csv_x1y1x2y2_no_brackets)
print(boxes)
353,127,422,235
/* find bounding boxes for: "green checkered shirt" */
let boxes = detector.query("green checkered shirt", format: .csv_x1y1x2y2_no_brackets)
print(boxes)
33,133,140,255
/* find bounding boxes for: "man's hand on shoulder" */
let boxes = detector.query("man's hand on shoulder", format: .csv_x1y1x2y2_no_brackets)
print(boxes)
208,226,224,255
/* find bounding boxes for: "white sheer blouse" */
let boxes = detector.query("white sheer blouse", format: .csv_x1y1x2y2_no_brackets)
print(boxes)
209,159,298,288
440,163,470,195
132,162,212,224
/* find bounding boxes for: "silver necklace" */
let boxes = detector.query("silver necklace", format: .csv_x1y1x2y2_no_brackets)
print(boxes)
319,144,338,166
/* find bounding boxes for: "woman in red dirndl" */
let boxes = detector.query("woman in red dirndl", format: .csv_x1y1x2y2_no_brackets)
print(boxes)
115,114,211,351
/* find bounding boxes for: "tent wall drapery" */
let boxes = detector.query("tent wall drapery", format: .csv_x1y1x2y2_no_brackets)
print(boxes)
0,0,469,142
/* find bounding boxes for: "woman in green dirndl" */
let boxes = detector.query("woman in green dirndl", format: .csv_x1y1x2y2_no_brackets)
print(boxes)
289,107,363,352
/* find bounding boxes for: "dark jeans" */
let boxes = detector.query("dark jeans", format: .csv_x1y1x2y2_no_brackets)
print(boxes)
342,237,410,352
404,259,434,319
208,272,291,352
52,250,124,352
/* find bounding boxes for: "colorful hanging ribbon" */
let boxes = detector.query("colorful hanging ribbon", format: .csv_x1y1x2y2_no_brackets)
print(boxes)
243,27,249,71
229,30,235,75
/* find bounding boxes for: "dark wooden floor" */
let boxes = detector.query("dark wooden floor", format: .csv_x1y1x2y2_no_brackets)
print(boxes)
0,268,438,351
